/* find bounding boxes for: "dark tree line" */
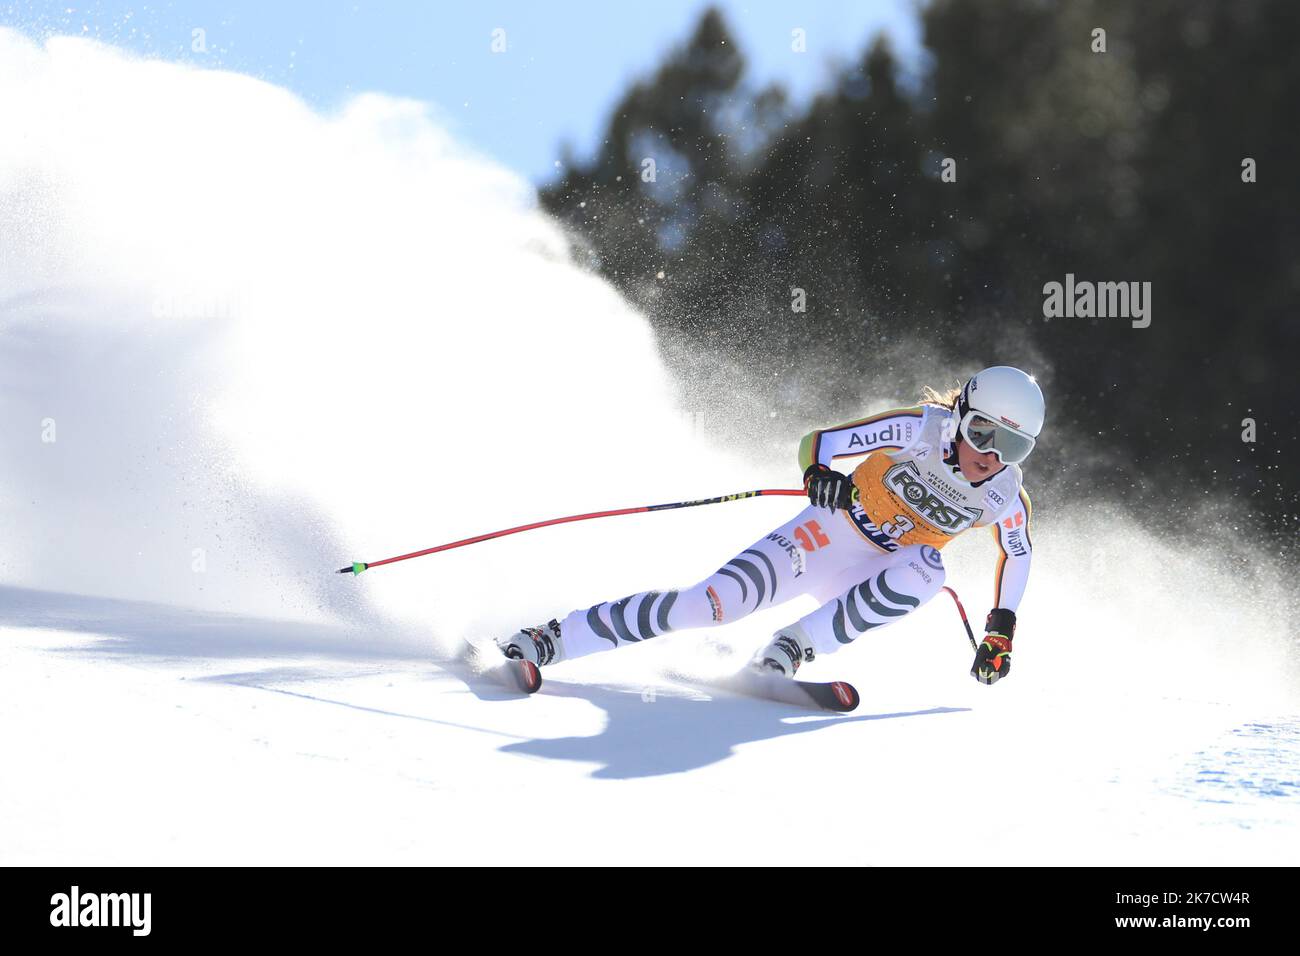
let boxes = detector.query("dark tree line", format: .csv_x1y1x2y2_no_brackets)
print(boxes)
540,0,1299,538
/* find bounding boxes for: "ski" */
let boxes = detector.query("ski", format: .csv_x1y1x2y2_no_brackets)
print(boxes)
684,667,859,713
462,643,543,695
493,657,543,694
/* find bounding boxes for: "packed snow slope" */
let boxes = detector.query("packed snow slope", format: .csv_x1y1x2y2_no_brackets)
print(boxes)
1,29,1297,864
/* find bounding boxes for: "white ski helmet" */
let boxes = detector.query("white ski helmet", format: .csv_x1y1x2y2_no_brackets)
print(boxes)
955,366,1045,464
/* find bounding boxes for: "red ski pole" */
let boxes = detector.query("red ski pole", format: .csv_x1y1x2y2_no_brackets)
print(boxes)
941,585,979,651
336,488,806,576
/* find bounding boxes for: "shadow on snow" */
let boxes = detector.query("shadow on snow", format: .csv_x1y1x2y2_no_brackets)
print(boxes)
1,584,970,779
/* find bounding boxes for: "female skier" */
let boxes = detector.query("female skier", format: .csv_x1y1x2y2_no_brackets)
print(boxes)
496,365,1043,686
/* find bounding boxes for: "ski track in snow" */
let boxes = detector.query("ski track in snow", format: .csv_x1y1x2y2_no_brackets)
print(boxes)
1,29,1297,864
1161,719,1300,816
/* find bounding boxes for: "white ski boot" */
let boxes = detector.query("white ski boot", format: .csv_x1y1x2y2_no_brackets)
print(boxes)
495,619,566,667
751,624,815,677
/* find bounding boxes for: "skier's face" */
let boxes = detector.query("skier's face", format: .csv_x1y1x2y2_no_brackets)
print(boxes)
956,436,1005,482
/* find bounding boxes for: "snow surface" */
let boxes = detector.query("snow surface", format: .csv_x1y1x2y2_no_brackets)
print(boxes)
1,29,1297,865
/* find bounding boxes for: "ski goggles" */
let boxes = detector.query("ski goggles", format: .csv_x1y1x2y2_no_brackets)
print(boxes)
958,410,1036,464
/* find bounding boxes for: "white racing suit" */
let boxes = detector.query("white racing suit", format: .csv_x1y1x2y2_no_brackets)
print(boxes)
556,404,1034,662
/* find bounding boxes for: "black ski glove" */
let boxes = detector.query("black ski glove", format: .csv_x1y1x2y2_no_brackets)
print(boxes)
971,608,1016,685
804,463,856,512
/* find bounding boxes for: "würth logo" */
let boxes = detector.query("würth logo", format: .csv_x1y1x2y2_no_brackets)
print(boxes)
49,886,151,937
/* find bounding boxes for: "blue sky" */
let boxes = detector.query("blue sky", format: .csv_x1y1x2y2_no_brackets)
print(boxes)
2,0,922,184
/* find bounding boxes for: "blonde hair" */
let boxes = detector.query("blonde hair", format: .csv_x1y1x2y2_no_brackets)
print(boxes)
920,384,962,410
